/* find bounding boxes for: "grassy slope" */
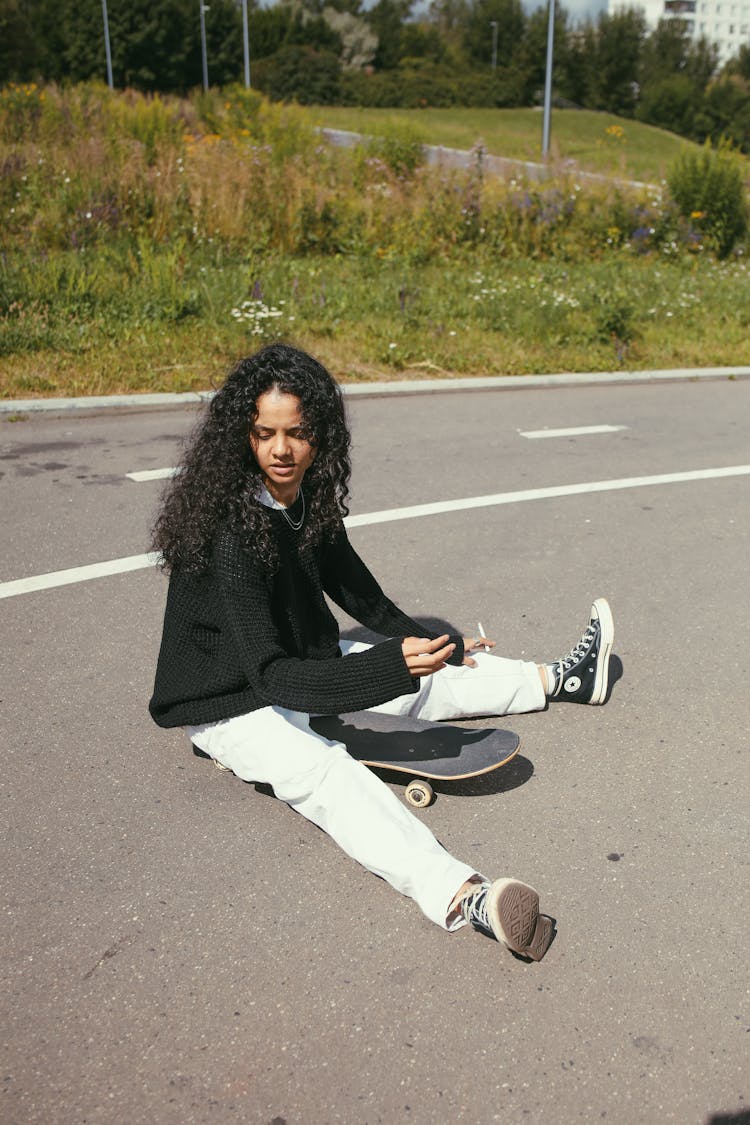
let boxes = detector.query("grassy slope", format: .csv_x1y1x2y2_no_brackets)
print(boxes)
3,91,749,397
312,106,699,185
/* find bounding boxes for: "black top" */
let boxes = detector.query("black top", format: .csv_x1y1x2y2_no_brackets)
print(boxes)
149,510,464,728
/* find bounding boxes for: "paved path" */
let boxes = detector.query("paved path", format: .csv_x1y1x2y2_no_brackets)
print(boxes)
320,127,656,188
2,377,748,1124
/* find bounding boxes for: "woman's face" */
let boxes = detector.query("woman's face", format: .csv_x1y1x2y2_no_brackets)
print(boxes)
249,388,316,505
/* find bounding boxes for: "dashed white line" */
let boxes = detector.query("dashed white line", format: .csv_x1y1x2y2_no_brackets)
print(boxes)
126,426,627,478
126,468,176,482
2,464,749,599
519,425,627,439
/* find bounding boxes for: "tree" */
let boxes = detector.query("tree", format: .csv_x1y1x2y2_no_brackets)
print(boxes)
639,20,717,95
249,6,296,61
0,0,36,81
515,2,570,105
586,8,646,116
695,75,750,152
426,0,470,63
463,0,526,69
637,20,718,138
61,0,233,91
557,24,593,107
724,43,750,81
260,43,341,103
322,7,377,68
636,72,701,135
366,0,411,70
399,21,447,66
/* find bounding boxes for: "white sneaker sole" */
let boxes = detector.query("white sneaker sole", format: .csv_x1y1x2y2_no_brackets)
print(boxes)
486,879,540,955
590,597,614,705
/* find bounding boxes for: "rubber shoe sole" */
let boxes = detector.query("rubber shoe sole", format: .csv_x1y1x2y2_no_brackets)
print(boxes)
590,596,615,705
521,913,555,962
485,879,540,955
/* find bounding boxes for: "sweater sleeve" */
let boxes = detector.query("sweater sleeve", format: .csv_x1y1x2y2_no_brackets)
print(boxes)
213,530,420,714
321,525,465,666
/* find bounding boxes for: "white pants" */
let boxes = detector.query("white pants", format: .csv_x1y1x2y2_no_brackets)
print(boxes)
187,645,545,930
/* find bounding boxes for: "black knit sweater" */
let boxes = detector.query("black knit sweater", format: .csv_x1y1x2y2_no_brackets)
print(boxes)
149,509,464,728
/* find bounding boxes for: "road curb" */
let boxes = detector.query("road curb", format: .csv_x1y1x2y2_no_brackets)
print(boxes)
1,367,749,417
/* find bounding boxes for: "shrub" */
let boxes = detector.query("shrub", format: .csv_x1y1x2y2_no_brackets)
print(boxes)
339,63,525,109
253,46,342,105
363,124,426,178
667,140,749,257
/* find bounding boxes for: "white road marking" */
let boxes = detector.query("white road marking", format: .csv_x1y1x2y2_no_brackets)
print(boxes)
126,427,628,478
126,468,176,482
519,424,627,439
2,464,749,599
343,465,750,527
0,553,158,599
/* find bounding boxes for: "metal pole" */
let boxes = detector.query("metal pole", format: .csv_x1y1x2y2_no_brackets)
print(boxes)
541,0,555,158
490,20,498,70
242,0,251,88
102,0,114,89
200,2,210,91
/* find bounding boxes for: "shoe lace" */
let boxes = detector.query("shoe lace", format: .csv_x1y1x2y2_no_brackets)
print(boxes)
461,883,492,932
557,622,597,671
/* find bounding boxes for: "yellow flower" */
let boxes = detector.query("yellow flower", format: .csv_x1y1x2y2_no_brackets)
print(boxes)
691,210,706,220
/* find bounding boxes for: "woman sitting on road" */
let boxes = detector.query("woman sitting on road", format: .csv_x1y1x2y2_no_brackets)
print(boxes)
149,343,614,962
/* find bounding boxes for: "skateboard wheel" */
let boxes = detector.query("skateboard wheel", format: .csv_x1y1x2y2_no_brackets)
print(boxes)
405,780,433,807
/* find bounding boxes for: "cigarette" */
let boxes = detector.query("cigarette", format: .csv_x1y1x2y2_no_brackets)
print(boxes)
477,622,490,652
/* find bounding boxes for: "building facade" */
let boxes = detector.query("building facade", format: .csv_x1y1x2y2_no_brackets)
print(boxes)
608,0,750,66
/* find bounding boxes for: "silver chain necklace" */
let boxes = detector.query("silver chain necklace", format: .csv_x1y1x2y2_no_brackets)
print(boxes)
280,490,305,531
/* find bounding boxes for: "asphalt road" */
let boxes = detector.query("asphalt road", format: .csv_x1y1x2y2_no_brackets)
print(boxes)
2,377,748,1124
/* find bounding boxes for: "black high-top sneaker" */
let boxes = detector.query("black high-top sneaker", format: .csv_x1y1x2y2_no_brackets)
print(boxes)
548,597,614,705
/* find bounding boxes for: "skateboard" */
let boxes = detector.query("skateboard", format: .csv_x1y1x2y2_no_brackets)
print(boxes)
309,711,520,807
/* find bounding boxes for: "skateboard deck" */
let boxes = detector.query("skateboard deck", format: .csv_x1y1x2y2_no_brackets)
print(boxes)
309,711,520,806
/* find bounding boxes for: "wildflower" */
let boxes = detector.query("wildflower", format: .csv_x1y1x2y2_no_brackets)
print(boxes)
230,298,285,336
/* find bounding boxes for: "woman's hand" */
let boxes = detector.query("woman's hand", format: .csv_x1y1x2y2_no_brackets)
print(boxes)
401,635,455,677
462,634,496,668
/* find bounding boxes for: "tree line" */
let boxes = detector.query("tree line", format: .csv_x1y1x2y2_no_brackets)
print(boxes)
2,0,749,149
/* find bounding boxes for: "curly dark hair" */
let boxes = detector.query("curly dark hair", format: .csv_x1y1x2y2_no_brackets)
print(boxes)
151,344,351,573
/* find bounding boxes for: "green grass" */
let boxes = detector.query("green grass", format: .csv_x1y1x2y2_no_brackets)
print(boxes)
313,107,704,185
3,252,750,400
1,84,749,400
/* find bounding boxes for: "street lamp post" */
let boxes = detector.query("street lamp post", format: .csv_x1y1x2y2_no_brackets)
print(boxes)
490,20,498,70
541,0,555,157
101,0,114,89
242,0,251,88
541,0,555,158
199,2,210,91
